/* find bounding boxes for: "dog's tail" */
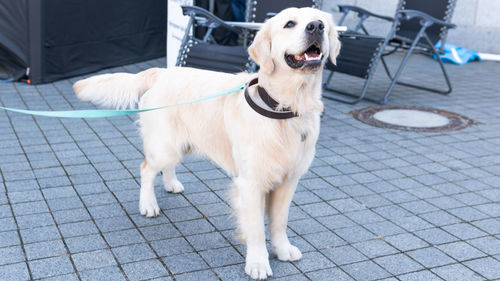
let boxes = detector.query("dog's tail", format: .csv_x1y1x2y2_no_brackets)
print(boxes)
73,68,160,109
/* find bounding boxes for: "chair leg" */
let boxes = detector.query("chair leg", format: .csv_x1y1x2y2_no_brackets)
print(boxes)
380,27,431,104
381,36,452,97
323,70,382,104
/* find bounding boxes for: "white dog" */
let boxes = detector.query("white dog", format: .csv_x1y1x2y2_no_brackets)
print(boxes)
74,7,340,280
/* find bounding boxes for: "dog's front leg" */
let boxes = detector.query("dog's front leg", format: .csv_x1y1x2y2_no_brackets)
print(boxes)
235,177,272,280
269,178,302,262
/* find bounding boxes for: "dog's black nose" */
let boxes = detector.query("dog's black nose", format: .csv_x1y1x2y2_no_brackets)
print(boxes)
305,21,324,34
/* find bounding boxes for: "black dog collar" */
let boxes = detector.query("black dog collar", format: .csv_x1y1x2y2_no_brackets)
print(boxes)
244,78,298,120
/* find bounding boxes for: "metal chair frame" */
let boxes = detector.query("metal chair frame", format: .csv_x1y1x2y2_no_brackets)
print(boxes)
323,0,457,104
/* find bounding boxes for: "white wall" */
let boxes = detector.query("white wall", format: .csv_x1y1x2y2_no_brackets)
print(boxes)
322,0,500,53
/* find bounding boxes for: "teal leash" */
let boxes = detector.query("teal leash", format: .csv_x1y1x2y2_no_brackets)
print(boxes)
0,82,247,119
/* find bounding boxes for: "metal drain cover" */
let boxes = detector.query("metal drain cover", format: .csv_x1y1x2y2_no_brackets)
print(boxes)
352,106,474,132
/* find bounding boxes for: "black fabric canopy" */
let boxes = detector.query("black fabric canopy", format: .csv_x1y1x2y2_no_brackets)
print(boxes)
0,0,166,84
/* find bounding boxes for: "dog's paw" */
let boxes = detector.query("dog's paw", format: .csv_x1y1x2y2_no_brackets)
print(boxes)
163,179,184,193
245,260,273,280
273,243,302,261
139,197,160,217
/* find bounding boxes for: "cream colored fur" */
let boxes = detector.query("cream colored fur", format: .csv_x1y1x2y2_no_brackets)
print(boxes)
74,7,340,280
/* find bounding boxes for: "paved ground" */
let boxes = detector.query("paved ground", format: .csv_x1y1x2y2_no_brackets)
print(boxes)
0,54,499,281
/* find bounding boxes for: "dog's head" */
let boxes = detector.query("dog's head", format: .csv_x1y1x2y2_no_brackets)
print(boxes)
248,7,340,75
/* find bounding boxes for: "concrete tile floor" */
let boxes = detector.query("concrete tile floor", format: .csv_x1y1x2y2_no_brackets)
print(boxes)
0,54,499,280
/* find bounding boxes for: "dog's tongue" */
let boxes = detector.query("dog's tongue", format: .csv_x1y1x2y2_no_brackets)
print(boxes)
305,51,321,60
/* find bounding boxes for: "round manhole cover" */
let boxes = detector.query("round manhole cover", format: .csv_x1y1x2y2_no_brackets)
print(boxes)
352,106,474,132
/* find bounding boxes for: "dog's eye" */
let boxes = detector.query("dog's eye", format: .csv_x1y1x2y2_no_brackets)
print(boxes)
284,21,295,28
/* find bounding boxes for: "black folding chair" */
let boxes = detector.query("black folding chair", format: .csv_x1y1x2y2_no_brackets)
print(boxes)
176,6,253,73
176,1,321,74
323,0,457,104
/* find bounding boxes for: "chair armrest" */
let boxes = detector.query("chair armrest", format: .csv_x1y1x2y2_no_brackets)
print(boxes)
337,5,394,22
181,5,243,34
396,9,456,29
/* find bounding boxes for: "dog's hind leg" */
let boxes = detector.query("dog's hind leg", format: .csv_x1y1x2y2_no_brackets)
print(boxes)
140,142,183,217
269,178,302,262
162,166,184,193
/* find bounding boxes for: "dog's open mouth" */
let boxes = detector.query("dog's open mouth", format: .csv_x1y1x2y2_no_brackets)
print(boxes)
285,42,323,69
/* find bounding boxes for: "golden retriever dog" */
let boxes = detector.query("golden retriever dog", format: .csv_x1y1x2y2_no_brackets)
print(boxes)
74,7,340,280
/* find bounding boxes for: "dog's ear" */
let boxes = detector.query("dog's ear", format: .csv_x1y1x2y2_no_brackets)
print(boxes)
248,22,274,74
326,14,341,65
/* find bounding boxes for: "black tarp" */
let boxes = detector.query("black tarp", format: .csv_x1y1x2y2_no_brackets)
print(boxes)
0,0,166,84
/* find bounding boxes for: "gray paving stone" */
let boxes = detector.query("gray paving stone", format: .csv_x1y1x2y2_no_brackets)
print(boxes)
122,259,169,281
59,220,99,238
186,232,229,251
0,204,12,218
72,249,116,271
288,218,329,236
24,240,67,260
293,251,335,273
140,224,181,241
112,243,156,264
419,210,461,227
465,257,500,280
448,206,490,221
174,218,215,236
213,264,248,281
150,237,194,257
414,228,459,245
199,246,244,267
353,239,399,259
374,253,423,275
442,223,488,240
41,186,77,199
303,231,345,249
306,267,354,281
342,260,391,281
0,246,25,266
41,273,79,281
374,205,412,220
345,209,385,225
163,253,208,274
431,263,484,281
29,256,74,279
398,270,443,281
79,266,126,281
165,206,202,222
0,216,16,231
335,225,376,244
407,246,455,268
175,270,219,281
52,208,90,224
299,202,338,217
437,241,487,261
364,221,406,237
94,215,133,232
66,234,108,253
8,189,43,203
0,262,30,281
0,230,20,248
384,233,429,252
20,225,60,244
468,236,500,255
103,228,144,247
12,200,49,216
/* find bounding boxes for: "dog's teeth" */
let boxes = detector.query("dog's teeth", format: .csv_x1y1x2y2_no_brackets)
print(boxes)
304,53,310,61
